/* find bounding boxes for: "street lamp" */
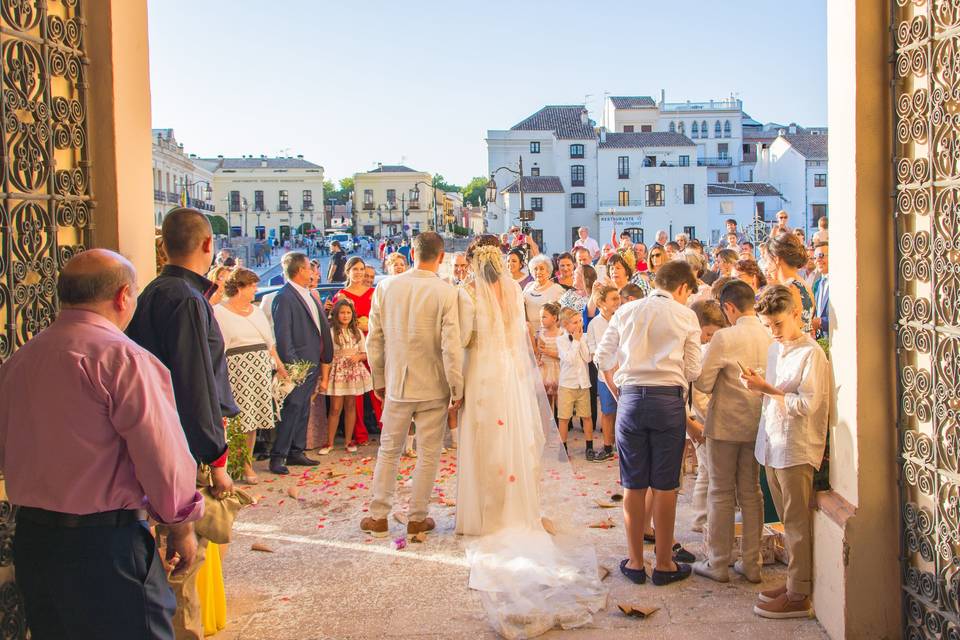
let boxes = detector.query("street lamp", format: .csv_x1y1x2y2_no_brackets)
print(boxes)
412,180,439,232
486,156,530,228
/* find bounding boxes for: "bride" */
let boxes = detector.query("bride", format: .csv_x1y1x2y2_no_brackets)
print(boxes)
455,237,607,639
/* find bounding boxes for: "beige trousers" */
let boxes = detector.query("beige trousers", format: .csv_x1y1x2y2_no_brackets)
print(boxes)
705,438,763,572
371,397,449,522
766,463,815,595
691,443,709,528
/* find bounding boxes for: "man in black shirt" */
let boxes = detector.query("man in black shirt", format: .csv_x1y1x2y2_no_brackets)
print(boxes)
327,240,347,283
127,208,239,639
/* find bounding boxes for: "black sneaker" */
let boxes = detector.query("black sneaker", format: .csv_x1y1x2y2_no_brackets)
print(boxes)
585,449,596,462
672,543,696,563
619,559,647,584
592,449,614,463
652,562,692,586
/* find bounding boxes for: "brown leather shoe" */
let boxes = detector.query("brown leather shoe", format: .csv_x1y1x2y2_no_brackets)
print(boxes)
758,584,788,603
753,593,812,619
407,517,436,536
360,517,389,538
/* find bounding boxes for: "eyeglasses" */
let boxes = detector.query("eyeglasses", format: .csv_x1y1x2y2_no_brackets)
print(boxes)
814,253,827,260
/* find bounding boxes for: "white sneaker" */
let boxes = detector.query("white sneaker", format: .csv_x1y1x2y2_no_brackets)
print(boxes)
733,559,762,583
692,560,730,583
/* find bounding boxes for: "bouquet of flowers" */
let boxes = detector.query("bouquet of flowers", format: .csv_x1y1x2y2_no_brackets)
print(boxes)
272,359,316,413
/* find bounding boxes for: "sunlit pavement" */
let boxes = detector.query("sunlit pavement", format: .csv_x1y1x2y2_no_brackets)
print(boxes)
217,429,827,639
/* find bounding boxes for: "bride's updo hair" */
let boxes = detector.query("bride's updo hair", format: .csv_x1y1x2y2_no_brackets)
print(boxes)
474,245,504,284
466,234,502,262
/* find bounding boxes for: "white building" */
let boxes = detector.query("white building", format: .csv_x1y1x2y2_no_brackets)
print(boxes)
707,182,785,245
151,129,215,225
196,156,325,243
754,132,829,233
486,105,598,252
596,131,709,246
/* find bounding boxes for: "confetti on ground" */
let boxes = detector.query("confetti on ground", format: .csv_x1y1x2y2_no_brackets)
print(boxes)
250,543,274,553
588,517,616,529
617,604,659,619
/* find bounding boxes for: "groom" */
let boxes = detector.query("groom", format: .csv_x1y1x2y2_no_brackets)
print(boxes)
362,232,463,538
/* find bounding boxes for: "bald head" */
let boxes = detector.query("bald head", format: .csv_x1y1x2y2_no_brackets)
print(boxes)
162,208,213,260
57,249,136,306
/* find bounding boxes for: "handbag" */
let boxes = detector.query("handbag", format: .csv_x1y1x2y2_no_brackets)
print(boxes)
193,464,254,544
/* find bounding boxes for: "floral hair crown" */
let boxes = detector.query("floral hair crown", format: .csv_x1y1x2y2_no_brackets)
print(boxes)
473,244,504,278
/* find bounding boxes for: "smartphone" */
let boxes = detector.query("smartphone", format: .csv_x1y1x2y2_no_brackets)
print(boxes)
737,361,749,374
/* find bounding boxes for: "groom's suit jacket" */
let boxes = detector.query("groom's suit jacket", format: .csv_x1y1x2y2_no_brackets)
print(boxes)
366,268,463,403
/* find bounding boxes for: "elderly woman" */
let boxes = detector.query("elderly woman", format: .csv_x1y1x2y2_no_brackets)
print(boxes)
383,251,408,275
523,254,565,334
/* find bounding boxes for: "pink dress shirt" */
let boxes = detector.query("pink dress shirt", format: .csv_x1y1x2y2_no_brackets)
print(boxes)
0,309,203,524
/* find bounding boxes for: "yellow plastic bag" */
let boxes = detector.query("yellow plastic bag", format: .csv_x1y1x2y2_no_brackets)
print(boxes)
196,542,227,635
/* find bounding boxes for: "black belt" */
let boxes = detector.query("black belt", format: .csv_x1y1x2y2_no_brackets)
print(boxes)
16,507,149,529
226,343,268,357
621,385,684,397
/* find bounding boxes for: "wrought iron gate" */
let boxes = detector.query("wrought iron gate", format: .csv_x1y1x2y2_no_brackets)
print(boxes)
894,1,960,638
1,0,92,636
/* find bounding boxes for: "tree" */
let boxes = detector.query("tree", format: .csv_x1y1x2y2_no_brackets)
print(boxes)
432,174,461,193
208,215,228,236
322,179,336,200
462,176,489,206
323,177,355,205
339,177,354,193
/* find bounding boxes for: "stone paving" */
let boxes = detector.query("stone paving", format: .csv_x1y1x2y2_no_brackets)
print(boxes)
217,430,828,640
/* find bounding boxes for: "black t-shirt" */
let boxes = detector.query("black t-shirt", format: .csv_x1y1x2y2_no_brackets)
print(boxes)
329,252,347,283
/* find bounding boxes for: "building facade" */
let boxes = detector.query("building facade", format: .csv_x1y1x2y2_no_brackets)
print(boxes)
151,129,215,225
754,132,830,232
196,156,325,242
352,164,438,237
707,182,785,245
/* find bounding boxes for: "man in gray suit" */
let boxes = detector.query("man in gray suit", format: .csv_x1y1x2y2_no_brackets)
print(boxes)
362,232,463,538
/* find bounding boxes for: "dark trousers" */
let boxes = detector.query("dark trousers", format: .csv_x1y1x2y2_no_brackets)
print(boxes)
14,519,175,640
271,369,319,459
588,362,599,427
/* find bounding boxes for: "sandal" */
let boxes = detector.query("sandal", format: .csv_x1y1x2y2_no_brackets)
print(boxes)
319,446,333,455
241,474,259,485
346,444,358,453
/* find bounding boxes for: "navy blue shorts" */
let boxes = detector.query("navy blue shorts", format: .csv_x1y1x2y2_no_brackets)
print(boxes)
615,385,686,490
598,381,617,415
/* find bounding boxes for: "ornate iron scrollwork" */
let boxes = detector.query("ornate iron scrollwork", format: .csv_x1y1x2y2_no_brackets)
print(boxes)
895,0,960,636
1,0,92,636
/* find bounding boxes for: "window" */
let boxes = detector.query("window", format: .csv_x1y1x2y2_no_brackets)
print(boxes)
692,122,699,138
386,189,396,206
618,190,630,206
531,166,540,177
717,172,730,183
812,204,828,220
743,143,751,154
644,155,656,167
815,173,827,187
570,144,584,158
669,121,676,133
701,120,708,137
720,201,734,214
571,193,586,208
623,227,643,243
623,125,634,133
570,164,585,186
718,143,729,159
302,189,312,209
756,201,766,222
747,169,754,181
683,184,695,204
254,190,264,211
683,226,696,239
618,156,629,179
641,125,652,132
714,121,722,137
229,190,241,212
724,120,731,137
678,121,685,135
679,155,690,167
531,197,543,211
363,189,374,208
278,190,289,210
530,141,540,154
645,184,664,206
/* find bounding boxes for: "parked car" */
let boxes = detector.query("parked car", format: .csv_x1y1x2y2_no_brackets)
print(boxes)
327,232,353,253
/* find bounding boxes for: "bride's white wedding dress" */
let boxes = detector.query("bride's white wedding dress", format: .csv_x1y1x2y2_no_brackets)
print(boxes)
455,248,607,639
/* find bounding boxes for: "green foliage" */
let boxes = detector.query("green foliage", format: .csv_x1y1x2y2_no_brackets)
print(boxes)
339,176,354,192
462,176,488,206
432,174,461,193
452,224,472,237
208,215,228,236
817,337,830,359
226,417,251,481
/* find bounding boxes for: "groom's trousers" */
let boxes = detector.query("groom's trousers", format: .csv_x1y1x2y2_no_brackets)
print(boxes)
371,397,449,523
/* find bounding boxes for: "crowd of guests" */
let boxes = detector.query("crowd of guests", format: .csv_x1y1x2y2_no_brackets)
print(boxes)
504,215,832,619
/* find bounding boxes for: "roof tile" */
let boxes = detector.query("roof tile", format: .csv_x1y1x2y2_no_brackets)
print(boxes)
609,96,656,109
502,176,565,194
599,132,695,149
784,134,828,160
511,106,595,140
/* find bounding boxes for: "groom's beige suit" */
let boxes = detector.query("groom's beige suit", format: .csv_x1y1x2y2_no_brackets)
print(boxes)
366,268,463,523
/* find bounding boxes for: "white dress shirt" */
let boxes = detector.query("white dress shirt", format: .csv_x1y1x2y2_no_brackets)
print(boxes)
574,236,601,258
585,313,610,356
754,335,834,469
556,332,591,389
595,290,701,389
289,280,321,331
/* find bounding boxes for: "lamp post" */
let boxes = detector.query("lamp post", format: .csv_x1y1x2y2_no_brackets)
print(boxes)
485,156,528,230
377,204,386,238
179,178,213,210
412,180,439,233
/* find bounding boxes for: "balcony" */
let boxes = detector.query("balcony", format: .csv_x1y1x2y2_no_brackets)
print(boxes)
618,172,629,179
363,202,375,210
571,179,585,187
166,191,178,202
278,203,291,211
697,157,733,167
408,200,420,210
154,189,165,201
302,202,314,211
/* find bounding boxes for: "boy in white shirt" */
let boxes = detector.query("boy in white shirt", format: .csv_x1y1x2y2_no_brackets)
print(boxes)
741,284,832,619
556,308,595,460
586,285,621,463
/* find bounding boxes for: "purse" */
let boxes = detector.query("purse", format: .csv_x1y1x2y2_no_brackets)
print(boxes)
193,464,254,544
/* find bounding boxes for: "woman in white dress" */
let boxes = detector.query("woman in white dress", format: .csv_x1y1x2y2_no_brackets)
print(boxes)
214,268,287,484
456,238,606,639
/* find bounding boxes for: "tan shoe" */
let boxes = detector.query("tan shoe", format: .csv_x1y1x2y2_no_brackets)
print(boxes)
753,593,812,619
758,584,788,603
360,517,389,538
407,517,436,536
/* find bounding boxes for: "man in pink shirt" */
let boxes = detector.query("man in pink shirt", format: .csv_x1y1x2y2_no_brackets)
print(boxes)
0,249,203,640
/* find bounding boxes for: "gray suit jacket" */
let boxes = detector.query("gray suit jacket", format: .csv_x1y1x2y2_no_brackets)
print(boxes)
366,269,463,403
694,315,773,442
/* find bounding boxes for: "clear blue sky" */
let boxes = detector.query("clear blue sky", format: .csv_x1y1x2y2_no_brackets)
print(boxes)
148,0,826,187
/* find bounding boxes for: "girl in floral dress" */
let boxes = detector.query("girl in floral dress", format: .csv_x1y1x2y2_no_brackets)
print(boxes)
319,299,372,454
535,302,562,411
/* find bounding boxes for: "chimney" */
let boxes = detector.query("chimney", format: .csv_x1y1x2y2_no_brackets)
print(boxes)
599,129,607,143
217,154,223,159
660,89,665,105
297,154,303,159
580,108,589,125
260,159,267,168
378,162,383,170
788,124,797,134
778,128,786,137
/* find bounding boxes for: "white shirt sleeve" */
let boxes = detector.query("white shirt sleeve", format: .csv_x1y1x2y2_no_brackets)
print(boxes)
595,312,621,373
